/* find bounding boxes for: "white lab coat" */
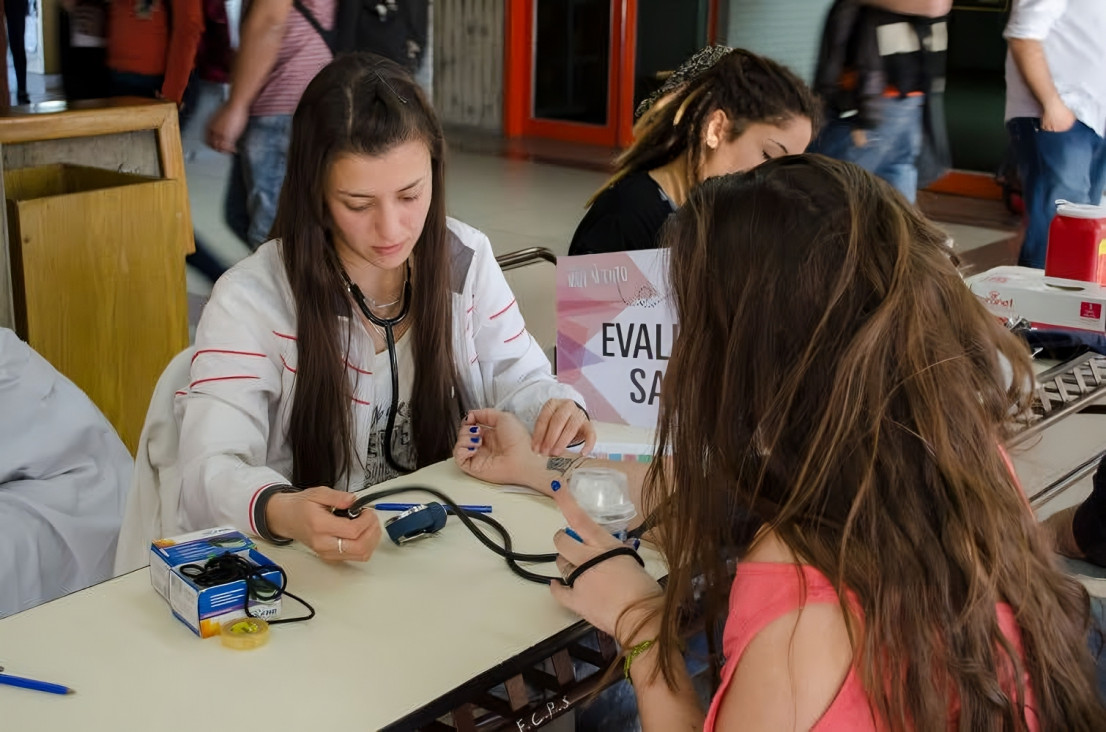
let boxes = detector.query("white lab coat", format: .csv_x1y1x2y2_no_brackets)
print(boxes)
0,328,132,618
178,217,581,535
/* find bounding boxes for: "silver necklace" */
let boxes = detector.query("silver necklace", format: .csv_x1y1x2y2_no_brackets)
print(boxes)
360,265,410,311
365,294,402,309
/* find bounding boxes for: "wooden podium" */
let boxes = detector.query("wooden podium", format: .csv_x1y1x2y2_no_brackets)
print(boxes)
0,98,193,454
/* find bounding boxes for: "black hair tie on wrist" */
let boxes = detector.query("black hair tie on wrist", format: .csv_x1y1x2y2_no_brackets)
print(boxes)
561,546,645,588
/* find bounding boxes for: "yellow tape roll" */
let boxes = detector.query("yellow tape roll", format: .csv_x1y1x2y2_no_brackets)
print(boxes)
220,617,271,650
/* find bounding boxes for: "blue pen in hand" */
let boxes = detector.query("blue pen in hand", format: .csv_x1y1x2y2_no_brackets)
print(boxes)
372,502,493,514
0,667,74,696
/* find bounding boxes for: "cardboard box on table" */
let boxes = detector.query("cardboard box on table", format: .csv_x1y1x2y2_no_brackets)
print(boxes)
967,266,1106,334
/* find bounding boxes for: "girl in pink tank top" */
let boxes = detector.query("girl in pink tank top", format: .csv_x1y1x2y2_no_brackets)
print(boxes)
701,563,1039,730
493,155,1106,730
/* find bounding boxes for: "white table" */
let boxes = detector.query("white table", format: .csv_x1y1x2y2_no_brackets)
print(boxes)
0,458,665,731
4,405,1101,728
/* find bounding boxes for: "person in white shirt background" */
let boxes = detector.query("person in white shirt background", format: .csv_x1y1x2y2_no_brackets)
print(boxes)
1005,0,1106,268
178,53,594,562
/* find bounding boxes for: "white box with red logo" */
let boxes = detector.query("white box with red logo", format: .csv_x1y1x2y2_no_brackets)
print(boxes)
967,266,1106,333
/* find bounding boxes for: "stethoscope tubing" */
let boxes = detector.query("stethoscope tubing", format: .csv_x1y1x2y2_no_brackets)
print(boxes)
342,264,413,475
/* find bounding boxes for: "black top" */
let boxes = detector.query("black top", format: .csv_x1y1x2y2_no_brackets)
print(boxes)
568,171,677,256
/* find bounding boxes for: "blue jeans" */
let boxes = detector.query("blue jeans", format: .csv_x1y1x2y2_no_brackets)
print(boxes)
224,114,292,249
813,95,925,203
1007,118,1106,269
108,71,163,100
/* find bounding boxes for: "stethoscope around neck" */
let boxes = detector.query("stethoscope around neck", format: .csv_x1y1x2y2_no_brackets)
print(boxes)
340,262,413,475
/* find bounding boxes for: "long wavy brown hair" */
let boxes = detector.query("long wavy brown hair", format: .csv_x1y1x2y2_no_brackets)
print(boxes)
589,48,819,206
643,155,1104,728
271,53,460,489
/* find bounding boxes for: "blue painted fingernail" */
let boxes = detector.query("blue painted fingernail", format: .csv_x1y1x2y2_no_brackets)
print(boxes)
565,527,583,543
550,480,561,492
632,538,641,551
469,426,478,433
467,447,475,451
470,437,479,443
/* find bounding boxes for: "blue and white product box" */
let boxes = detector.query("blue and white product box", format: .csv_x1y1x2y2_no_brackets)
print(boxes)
149,527,283,638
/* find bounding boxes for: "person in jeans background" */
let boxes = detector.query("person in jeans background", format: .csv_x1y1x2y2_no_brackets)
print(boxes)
206,0,334,249
1004,0,1106,268
812,0,951,203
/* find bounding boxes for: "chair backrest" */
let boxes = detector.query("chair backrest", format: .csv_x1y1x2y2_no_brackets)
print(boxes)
497,248,558,370
113,346,195,575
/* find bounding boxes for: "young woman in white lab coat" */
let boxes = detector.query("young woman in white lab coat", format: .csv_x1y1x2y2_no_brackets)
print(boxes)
178,54,593,561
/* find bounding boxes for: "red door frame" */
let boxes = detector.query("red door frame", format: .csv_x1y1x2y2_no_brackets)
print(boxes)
505,0,719,148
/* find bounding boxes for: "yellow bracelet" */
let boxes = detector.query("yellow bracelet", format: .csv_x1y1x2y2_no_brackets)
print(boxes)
623,638,656,683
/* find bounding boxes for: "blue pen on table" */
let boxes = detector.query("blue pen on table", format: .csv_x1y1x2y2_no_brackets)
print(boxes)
372,502,493,514
0,667,74,696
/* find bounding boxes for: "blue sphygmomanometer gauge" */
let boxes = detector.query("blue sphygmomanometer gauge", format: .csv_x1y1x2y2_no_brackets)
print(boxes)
384,503,449,544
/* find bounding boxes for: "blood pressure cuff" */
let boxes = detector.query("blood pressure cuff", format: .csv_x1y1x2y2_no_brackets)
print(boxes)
1020,329,1106,361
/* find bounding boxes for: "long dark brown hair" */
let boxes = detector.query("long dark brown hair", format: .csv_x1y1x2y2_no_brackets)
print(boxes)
271,53,460,489
590,48,819,206
643,155,1103,728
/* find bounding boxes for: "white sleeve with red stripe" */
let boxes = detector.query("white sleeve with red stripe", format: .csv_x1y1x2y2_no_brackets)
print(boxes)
178,268,291,537
466,225,584,429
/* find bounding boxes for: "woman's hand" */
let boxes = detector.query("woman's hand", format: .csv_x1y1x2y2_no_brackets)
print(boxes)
549,489,663,645
1042,99,1077,133
265,487,382,562
206,101,249,154
453,409,549,490
532,399,596,457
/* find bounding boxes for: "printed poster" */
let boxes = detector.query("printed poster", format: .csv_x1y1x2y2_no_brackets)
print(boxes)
556,250,677,428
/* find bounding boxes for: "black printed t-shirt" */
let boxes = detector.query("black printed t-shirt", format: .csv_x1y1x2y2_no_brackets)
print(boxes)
568,171,677,255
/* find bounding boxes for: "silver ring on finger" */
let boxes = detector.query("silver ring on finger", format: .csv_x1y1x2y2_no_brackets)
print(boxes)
337,537,344,555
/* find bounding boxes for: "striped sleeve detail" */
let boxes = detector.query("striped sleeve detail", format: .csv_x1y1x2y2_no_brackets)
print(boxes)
247,482,285,535
490,299,517,320
504,327,527,344
345,360,372,376
190,375,262,388
192,349,267,363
